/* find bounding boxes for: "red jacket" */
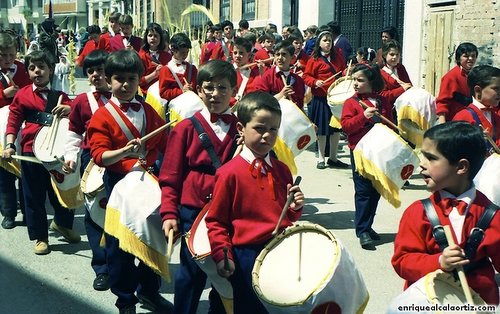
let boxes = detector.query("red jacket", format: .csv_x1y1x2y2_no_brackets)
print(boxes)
379,63,412,107
302,49,346,97
206,155,301,263
158,61,197,101
0,61,31,107
159,111,238,221
391,191,500,305
291,50,310,75
106,34,142,52
341,93,394,149
436,65,471,120
210,40,233,61
230,66,260,105
76,39,99,67
200,41,216,65
6,85,71,153
453,103,500,146
252,66,305,109
87,98,166,174
138,49,172,94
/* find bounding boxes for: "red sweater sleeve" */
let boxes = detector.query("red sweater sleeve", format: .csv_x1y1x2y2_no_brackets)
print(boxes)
436,66,470,120
158,64,198,101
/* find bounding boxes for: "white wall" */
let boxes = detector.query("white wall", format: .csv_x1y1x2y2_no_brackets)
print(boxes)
402,1,425,88
298,0,319,31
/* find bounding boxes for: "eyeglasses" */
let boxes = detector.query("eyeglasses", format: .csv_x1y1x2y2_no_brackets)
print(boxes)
201,84,230,95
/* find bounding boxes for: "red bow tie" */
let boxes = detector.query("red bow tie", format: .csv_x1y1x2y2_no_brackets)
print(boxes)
249,158,275,200
210,113,233,124
120,102,142,112
441,198,467,216
481,107,497,112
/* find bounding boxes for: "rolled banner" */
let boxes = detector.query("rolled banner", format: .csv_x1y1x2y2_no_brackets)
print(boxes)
145,80,168,121
474,153,500,206
167,90,204,127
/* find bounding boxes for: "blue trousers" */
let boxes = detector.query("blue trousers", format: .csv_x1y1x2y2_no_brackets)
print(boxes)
0,167,24,219
80,150,107,276
350,151,381,237
174,205,224,314
231,244,268,314
21,152,74,240
103,170,161,309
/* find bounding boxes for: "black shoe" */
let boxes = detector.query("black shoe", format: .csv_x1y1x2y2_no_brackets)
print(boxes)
327,159,350,169
93,273,109,291
316,161,327,169
368,229,381,241
1,217,15,229
119,306,136,314
359,232,374,249
137,293,173,313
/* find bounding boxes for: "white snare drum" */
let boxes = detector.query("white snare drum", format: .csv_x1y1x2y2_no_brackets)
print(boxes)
252,223,368,314
474,153,500,206
33,117,69,164
168,91,204,127
186,205,233,300
387,270,489,314
81,159,105,197
327,76,355,106
353,123,420,208
394,87,436,147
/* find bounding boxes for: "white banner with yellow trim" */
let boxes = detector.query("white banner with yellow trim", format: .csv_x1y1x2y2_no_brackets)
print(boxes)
144,81,168,121
167,90,204,127
0,106,22,177
43,153,84,209
104,163,170,280
474,153,500,206
353,124,419,208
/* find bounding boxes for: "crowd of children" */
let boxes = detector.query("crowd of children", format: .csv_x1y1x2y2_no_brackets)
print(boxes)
0,12,498,314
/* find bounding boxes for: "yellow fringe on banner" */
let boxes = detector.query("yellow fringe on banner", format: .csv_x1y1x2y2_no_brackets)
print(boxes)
398,105,430,130
0,145,21,177
329,115,342,129
397,105,429,147
353,149,402,208
168,109,183,127
50,178,84,209
273,137,298,175
145,92,166,121
104,205,171,281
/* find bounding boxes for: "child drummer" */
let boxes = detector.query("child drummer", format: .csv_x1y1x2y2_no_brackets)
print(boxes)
3,50,79,254
206,91,304,312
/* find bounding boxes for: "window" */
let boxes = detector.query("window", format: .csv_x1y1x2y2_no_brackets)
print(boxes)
242,0,255,21
220,0,230,21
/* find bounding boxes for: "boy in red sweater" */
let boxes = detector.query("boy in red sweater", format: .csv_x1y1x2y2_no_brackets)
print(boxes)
3,50,79,254
159,59,238,314
453,65,500,150
206,91,304,313
231,37,260,105
86,50,170,314
391,122,499,305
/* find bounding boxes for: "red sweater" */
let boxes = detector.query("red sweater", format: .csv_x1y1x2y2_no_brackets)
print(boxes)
138,49,172,94
252,66,305,108
230,66,260,105
391,191,500,305
6,85,71,153
200,41,216,65
379,63,412,107
302,49,346,97
76,39,99,67
453,103,500,146
68,91,111,150
87,98,166,174
291,50,310,74
210,40,233,61
106,34,142,52
206,155,302,263
436,65,471,120
159,111,238,221
97,32,112,51
341,93,393,149
0,61,31,107
158,61,198,101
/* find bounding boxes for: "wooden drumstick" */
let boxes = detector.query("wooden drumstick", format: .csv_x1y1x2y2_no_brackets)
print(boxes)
298,231,302,282
443,225,475,306
280,74,290,100
345,59,353,76
238,57,273,69
322,70,343,85
480,126,500,154
9,155,43,164
358,100,407,136
223,247,230,271
167,228,174,261
183,77,189,86
272,176,302,236
122,119,177,152
46,95,64,150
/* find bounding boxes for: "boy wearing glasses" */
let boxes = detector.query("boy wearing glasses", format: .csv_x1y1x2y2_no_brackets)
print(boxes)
159,59,238,314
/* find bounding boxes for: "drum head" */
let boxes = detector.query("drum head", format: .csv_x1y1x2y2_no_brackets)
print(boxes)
327,77,355,105
427,271,487,306
187,204,211,259
33,118,69,163
81,160,104,195
253,224,339,305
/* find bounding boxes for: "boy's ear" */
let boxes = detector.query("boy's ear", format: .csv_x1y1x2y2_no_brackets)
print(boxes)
456,158,470,176
236,121,245,136
473,85,482,100
231,85,238,97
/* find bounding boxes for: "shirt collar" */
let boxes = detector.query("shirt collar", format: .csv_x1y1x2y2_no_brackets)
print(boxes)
110,95,140,106
33,83,51,91
472,97,486,110
439,184,476,208
275,66,290,76
200,106,232,124
240,145,272,167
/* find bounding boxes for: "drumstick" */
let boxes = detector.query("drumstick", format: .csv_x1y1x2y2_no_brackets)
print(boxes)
122,119,177,152
480,126,500,154
238,57,274,69
443,225,475,306
45,95,63,150
9,155,43,164
298,232,302,282
272,176,302,236
49,116,61,156
167,228,174,261
280,74,290,100
323,70,343,85
358,100,407,136
345,59,353,76
182,77,189,86
223,247,230,271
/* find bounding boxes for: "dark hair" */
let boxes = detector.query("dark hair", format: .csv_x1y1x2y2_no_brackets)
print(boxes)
242,32,257,45
221,20,234,30
381,26,398,41
327,21,341,36
105,49,144,78
312,27,335,58
455,42,478,65
467,65,500,95
86,25,101,35
142,23,166,51
170,32,191,50
351,63,385,93
238,19,249,30
0,32,16,50
234,37,252,53
237,91,282,126
118,14,133,26
197,59,237,88
258,33,275,43
25,50,55,72
274,39,295,56
289,31,303,42
382,39,401,61
109,12,121,23
212,24,222,32
424,121,486,179
83,49,109,75
357,47,376,63
305,25,318,36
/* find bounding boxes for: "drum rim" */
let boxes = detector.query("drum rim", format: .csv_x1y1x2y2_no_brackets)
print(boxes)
80,159,105,196
327,75,353,94
251,222,340,306
32,117,70,163
186,203,211,260
424,270,487,306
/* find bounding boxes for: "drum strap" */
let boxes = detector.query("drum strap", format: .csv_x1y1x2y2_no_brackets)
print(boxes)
466,107,496,142
25,90,62,126
422,198,448,251
104,103,136,141
189,116,222,170
452,91,472,107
